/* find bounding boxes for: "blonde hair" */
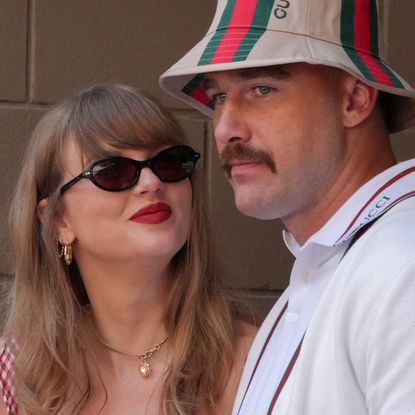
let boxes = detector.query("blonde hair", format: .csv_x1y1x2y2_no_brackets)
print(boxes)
4,84,239,414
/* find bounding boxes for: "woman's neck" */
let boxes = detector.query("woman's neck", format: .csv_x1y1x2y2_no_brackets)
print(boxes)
79,257,171,355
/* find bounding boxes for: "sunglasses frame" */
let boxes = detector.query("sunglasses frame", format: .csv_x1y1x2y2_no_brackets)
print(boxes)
60,145,200,194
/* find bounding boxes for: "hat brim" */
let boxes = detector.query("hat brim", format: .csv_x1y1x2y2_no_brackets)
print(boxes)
160,29,415,133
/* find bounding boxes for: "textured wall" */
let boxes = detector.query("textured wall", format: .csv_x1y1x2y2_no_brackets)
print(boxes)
0,1,414,316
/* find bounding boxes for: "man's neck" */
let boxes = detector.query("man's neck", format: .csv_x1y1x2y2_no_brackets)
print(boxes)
283,130,396,246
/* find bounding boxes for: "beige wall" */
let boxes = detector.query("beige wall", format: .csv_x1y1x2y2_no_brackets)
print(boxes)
0,1,414,316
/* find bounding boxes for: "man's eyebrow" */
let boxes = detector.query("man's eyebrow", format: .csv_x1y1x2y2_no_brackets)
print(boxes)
235,66,291,81
201,66,291,90
201,77,218,91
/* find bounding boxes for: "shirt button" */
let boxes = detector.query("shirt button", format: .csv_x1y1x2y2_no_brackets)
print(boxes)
302,272,310,282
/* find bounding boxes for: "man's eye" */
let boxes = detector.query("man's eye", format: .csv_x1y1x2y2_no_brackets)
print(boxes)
212,93,226,103
255,86,273,95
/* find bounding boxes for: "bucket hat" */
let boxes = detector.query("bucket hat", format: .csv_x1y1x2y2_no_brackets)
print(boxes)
160,0,415,133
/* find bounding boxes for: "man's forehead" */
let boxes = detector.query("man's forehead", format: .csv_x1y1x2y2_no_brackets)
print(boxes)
201,65,291,88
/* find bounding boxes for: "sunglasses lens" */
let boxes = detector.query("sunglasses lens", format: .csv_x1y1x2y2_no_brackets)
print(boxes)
92,158,137,190
153,147,196,182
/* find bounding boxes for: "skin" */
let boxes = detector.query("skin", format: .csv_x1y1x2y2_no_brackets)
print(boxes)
203,63,396,245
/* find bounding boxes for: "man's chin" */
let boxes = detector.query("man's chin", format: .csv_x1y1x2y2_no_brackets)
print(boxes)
234,197,279,220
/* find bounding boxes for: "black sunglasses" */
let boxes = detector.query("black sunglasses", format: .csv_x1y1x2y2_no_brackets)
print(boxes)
60,145,200,194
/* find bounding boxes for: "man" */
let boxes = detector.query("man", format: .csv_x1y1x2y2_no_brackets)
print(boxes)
160,0,415,413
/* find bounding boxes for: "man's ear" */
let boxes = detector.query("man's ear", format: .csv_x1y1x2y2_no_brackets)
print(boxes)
37,198,76,244
341,74,379,128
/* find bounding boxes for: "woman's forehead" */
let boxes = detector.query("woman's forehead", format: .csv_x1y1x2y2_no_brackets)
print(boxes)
61,136,166,171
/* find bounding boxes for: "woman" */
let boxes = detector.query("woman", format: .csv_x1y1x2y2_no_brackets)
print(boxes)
0,84,256,414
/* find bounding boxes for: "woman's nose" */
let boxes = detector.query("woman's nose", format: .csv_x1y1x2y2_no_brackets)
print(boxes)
131,167,162,195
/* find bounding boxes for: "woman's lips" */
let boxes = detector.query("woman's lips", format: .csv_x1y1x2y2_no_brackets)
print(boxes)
129,202,172,224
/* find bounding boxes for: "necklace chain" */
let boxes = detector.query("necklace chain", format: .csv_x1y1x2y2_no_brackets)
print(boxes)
90,316,168,378
95,331,168,359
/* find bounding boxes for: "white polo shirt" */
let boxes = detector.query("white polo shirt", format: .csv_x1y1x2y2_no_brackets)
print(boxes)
233,159,415,415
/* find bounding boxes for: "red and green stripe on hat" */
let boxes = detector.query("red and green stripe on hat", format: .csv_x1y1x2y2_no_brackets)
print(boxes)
341,0,404,89
180,0,406,110
182,0,275,109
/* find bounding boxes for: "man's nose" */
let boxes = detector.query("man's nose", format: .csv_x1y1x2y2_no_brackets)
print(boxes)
213,100,251,147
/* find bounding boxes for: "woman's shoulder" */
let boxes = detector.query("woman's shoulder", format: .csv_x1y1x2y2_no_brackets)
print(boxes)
235,320,258,361
213,320,258,414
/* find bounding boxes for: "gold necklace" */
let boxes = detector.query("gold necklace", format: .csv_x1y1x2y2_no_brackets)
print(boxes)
91,318,168,378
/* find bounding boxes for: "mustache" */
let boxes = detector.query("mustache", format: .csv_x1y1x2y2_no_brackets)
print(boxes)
220,143,276,177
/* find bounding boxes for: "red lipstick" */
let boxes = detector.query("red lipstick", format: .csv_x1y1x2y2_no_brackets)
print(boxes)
129,202,172,224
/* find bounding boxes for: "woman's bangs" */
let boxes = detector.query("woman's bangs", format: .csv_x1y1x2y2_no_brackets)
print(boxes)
64,89,185,166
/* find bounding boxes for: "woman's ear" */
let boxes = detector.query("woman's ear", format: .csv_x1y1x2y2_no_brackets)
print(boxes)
37,198,48,224
37,198,76,244
341,74,379,128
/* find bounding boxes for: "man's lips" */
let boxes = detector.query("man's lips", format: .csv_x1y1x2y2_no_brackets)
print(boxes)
129,202,172,224
225,159,262,177
229,159,261,168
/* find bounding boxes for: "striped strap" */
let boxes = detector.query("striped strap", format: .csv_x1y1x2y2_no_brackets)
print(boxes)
336,166,415,244
267,334,305,414
236,301,288,414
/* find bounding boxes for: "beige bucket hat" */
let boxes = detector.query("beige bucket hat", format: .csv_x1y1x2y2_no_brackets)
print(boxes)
160,0,415,133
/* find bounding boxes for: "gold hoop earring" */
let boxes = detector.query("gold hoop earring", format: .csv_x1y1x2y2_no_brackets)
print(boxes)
63,244,73,266
56,241,73,266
